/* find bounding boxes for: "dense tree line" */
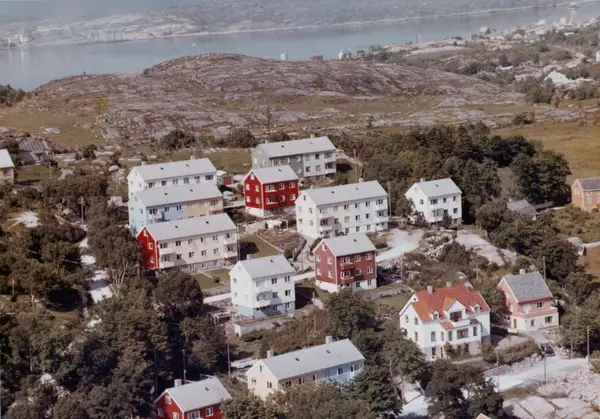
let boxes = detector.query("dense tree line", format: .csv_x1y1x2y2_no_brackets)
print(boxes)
0,84,27,107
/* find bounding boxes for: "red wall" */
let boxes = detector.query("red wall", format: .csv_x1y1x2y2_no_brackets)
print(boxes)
244,170,298,211
314,244,376,286
137,227,158,270
155,392,183,419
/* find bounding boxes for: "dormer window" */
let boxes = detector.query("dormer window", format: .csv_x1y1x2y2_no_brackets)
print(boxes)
432,312,439,321
449,311,462,322
473,304,480,313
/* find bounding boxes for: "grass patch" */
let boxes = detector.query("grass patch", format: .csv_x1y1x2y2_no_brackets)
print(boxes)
552,205,600,243
581,247,600,283
193,273,222,290
375,294,409,309
207,268,231,281
239,234,280,259
17,165,60,183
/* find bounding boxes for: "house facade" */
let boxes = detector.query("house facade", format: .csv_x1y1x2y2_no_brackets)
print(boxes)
296,180,389,239
313,233,377,293
244,166,299,217
0,149,15,185
405,178,462,225
154,377,231,419
137,213,238,272
246,337,365,400
251,136,336,180
127,157,217,196
230,255,296,319
399,283,491,360
571,177,600,211
498,270,559,332
128,183,223,234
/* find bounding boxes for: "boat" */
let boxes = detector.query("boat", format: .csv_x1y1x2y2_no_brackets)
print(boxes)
568,2,580,9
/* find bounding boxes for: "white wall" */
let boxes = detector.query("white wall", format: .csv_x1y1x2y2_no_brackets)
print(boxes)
127,167,217,196
405,186,462,224
296,193,389,239
230,264,296,314
158,229,237,270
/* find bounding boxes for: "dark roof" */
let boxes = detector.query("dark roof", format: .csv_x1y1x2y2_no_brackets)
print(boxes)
576,177,600,191
502,271,552,303
19,139,52,153
507,199,536,216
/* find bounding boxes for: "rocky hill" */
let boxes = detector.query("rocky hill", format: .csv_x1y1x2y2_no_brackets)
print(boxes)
27,53,522,142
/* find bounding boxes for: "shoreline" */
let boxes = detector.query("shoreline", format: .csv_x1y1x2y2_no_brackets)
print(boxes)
3,0,600,51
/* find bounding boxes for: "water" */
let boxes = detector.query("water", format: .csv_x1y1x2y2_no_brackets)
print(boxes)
0,2,598,90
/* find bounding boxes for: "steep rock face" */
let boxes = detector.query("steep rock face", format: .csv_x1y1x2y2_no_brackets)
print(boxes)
30,54,522,141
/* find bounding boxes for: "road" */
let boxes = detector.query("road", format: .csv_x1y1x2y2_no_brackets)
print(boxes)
401,357,588,417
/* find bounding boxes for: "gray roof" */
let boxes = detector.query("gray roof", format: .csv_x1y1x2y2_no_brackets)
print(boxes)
322,233,375,257
410,178,461,198
576,177,600,191
260,339,365,380
258,136,335,159
136,183,222,207
236,254,295,279
19,139,52,153
133,158,216,181
249,165,298,184
0,149,14,169
145,213,236,241
166,377,231,412
507,199,537,216
502,271,552,303
303,181,387,206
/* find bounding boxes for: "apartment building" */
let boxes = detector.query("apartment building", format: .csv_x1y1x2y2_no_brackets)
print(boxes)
154,377,231,419
230,255,296,319
405,178,462,225
0,149,15,185
313,233,377,293
246,337,365,400
127,157,217,196
498,270,559,332
251,136,336,180
128,182,223,234
571,177,600,211
399,283,491,360
243,165,299,217
295,180,388,239
137,213,238,272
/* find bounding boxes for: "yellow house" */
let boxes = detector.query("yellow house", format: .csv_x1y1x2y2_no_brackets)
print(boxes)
0,149,15,185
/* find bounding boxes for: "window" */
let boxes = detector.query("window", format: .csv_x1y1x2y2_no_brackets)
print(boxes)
246,183,250,190
316,255,321,262
206,407,214,417
285,276,291,282
176,254,182,260
290,194,296,200
344,204,349,210
285,290,291,296
279,183,285,190
312,373,318,381
165,395,172,405
537,302,545,309
341,256,350,264
272,292,278,298
212,235,218,241
175,240,181,247
284,380,292,387
328,271,333,278
337,367,344,375
267,382,273,389
266,185,275,192
285,302,291,309
457,329,469,339
432,347,437,358
173,179,179,185
305,155,311,161
174,414,179,419
157,408,164,417
431,199,438,205
367,266,374,274
414,331,418,341
453,196,457,201
205,175,214,181
213,248,219,255
289,181,295,188
419,199,424,205
189,252,194,258
365,213,370,219
530,319,536,327
279,195,285,202
355,268,362,275
441,332,445,341
164,207,170,212
316,165,321,171
354,255,361,262
453,208,458,214
271,278,278,285
473,304,480,313
431,331,436,342
448,331,453,341
355,215,361,221
160,243,167,249
195,176,201,183
162,181,167,186
188,412,200,419
201,250,207,256
298,377,304,384
366,252,373,260
305,166,311,173
148,243,154,250
344,216,350,222
376,199,384,205
443,197,447,203
545,316,553,324
404,315,408,323
255,185,259,192
432,312,439,321
473,326,478,336
367,279,372,286
450,311,462,322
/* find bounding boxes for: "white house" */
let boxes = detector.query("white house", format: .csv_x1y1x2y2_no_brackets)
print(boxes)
405,178,462,225
127,157,217,197
399,283,491,360
230,254,296,319
296,180,389,239
246,337,365,400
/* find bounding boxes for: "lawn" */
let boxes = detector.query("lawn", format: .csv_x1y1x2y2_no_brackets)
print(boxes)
239,234,281,259
375,294,409,310
581,247,600,283
17,164,60,183
193,273,223,289
552,205,600,243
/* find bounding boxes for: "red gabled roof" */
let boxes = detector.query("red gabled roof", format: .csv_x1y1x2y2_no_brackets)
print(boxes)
410,284,490,322
135,226,153,241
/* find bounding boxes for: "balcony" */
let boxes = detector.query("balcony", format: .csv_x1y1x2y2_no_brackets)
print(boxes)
149,212,165,221
318,212,333,219
319,224,334,233
375,204,387,211
160,259,175,268
159,247,174,255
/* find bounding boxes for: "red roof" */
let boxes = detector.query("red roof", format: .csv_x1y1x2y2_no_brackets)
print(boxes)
410,284,490,322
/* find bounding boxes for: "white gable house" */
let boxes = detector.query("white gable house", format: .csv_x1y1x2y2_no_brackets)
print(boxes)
405,178,462,225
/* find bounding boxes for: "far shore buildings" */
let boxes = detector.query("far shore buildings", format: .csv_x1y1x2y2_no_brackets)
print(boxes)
399,283,491,360
127,157,217,196
230,254,296,319
246,337,365,400
498,270,559,332
154,377,231,419
137,213,238,272
128,182,223,234
296,180,389,239
0,149,15,185
243,166,299,218
405,178,462,225
251,136,336,180
571,177,600,211
313,233,377,293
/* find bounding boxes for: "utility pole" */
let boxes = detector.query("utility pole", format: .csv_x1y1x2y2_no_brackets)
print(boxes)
544,352,547,383
182,348,187,383
542,256,546,282
587,325,591,363
227,343,231,377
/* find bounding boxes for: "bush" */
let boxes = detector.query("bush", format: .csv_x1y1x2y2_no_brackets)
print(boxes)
239,330,264,343
0,84,27,107
513,112,535,126
498,340,538,364
481,342,497,363
217,128,258,148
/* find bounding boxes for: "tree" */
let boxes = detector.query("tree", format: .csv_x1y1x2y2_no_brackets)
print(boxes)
326,289,376,339
351,365,401,416
563,270,593,305
221,390,278,419
181,316,228,375
478,281,506,325
382,326,429,389
466,377,504,418
155,271,203,321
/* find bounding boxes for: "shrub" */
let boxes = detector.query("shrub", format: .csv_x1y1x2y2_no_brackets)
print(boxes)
513,112,535,126
481,342,497,363
499,340,538,364
443,342,457,359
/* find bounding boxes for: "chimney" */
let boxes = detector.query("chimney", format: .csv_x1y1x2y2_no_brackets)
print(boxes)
465,282,473,290
247,254,253,260
325,336,333,344
420,177,426,182
141,162,146,166
519,268,526,275
310,185,315,189
446,281,452,288
310,134,315,138
267,350,274,358
190,155,195,160
174,379,182,387
427,285,433,295
358,178,364,183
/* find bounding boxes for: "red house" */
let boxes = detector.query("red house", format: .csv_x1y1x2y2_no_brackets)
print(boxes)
314,233,377,293
154,377,232,419
244,165,299,217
